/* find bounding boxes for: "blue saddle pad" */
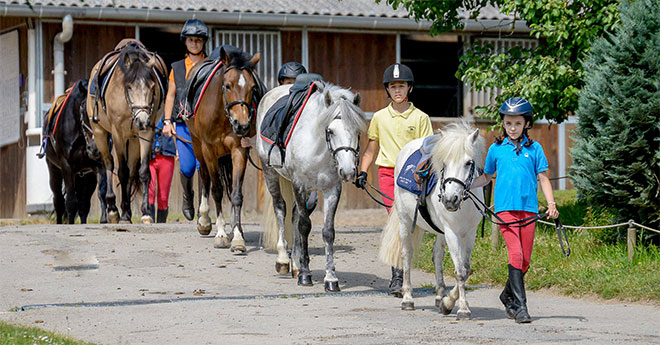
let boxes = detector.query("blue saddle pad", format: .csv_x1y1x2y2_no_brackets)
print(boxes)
396,149,437,196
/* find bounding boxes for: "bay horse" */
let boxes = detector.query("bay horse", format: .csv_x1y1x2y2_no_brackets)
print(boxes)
379,122,486,319
257,83,365,292
184,46,261,254
43,79,107,224
86,41,166,223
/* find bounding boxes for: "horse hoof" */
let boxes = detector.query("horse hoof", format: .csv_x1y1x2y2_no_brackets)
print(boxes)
401,302,415,310
291,269,299,279
456,311,471,320
275,262,290,275
435,298,442,308
297,275,313,286
108,212,119,224
324,281,340,293
214,236,230,248
230,239,246,254
440,304,453,315
197,223,212,236
141,216,151,224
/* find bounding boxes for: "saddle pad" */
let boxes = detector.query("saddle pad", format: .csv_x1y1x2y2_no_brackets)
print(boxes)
182,59,224,119
396,148,438,196
260,81,320,148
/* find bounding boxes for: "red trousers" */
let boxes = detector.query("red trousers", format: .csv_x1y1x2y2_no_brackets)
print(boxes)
149,154,175,210
378,166,395,214
498,211,536,273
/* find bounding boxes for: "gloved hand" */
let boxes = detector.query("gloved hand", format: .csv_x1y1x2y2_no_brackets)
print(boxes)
355,171,368,189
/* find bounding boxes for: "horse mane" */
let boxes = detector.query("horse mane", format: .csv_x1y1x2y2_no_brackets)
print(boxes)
224,48,256,70
316,83,367,134
431,121,486,170
118,44,154,85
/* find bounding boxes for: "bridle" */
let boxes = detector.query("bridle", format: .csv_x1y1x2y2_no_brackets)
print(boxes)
437,159,477,204
325,116,360,163
124,84,155,129
221,65,256,127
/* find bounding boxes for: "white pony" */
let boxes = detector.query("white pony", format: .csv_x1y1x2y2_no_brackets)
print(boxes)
257,82,365,292
379,122,486,319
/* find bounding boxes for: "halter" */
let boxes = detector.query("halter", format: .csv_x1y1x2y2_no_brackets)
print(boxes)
221,66,256,126
437,160,477,204
324,116,360,162
124,84,155,130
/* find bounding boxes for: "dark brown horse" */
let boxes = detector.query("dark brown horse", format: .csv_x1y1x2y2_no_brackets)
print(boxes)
184,46,261,253
43,79,107,224
86,40,167,223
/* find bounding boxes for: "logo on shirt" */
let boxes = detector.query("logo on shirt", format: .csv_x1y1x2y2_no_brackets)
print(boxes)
408,126,415,132
524,153,529,158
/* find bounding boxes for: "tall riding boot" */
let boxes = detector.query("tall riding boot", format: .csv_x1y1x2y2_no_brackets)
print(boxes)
389,267,403,297
157,208,169,223
508,264,532,323
499,277,515,319
148,203,155,222
180,172,195,221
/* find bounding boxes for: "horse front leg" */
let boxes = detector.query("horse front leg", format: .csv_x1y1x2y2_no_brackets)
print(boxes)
138,133,154,224
321,183,341,292
228,148,247,254
293,185,313,286
433,234,450,312
48,163,65,224
211,169,230,248
117,156,132,223
76,172,97,224
263,167,289,274
97,168,108,224
196,154,213,236
445,231,473,320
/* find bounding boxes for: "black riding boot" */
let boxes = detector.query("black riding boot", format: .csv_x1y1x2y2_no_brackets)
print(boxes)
508,264,532,323
180,172,195,221
389,267,403,297
499,278,515,319
157,208,168,223
148,203,155,222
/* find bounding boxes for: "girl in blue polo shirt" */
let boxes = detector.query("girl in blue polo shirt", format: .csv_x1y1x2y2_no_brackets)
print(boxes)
472,97,559,324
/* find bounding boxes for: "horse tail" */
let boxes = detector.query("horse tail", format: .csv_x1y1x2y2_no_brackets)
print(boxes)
378,203,424,269
262,176,294,251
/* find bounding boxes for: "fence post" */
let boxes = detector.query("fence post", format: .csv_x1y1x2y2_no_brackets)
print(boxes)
627,220,636,262
491,222,500,249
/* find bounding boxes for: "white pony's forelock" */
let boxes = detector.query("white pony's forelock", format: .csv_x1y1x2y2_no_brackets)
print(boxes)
430,121,486,170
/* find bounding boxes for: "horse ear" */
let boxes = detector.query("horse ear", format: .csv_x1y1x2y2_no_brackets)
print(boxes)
469,128,480,143
324,90,333,108
220,47,231,66
353,92,361,106
249,52,261,66
146,55,156,68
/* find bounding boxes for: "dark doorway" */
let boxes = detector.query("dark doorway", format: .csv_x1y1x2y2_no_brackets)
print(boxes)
401,35,463,117
139,27,187,72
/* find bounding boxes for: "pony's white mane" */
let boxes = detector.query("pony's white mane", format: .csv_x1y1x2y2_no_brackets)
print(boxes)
431,122,486,170
316,83,367,134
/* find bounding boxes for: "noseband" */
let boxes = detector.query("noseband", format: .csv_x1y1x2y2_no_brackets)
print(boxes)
438,160,476,203
124,83,155,129
222,66,256,127
325,116,360,163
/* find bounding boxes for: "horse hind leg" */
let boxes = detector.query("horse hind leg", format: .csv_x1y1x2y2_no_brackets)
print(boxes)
117,158,132,223
399,214,415,310
77,172,97,224
196,156,213,236
212,178,230,248
49,164,65,224
97,170,108,224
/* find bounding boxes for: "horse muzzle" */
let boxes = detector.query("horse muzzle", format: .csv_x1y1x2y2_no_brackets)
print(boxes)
441,193,461,212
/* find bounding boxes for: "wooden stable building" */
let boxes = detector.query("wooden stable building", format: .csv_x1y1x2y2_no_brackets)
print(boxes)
0,0,575,218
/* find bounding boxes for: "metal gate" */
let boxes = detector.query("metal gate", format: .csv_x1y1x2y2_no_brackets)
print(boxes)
463,37,538,117
214,30,282,90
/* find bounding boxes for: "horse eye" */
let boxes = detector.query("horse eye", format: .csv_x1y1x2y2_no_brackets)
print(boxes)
224,84,231,91
327,129,334,136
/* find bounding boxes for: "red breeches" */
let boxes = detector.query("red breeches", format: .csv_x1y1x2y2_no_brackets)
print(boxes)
149,154,175,210
498,211,536,273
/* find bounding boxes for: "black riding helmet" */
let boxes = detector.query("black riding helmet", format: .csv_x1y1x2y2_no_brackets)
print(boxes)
499,97,534,128
382,63,414,88
180,19,209,41
278,62,307,84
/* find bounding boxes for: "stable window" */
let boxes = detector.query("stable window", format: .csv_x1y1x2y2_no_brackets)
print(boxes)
215,30,281,90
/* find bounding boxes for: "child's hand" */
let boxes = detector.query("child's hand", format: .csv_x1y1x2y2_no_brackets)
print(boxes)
547,203,559,219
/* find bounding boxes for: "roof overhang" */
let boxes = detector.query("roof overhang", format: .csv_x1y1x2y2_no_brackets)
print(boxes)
1,4,530,33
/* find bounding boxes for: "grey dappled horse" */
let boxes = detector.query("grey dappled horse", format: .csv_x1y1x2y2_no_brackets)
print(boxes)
379,122,486,319
257,83,365,292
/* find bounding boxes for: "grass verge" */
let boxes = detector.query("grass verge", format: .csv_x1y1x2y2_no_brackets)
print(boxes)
0,321,96,345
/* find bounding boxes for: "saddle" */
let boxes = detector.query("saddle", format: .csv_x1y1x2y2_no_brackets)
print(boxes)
88,39,168,121
260,73,325,167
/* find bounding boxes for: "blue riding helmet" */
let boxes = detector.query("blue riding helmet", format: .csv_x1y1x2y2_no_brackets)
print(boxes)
499,97,533,125
278,62,307,84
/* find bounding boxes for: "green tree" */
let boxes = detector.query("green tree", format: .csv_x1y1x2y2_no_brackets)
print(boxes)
571,0,660,237
378,0,620,123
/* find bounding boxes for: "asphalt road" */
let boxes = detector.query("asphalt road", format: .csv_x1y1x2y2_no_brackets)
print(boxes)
1,214,659,345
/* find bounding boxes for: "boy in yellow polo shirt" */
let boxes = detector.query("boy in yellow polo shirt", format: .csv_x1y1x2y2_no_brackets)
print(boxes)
355,63,434,297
